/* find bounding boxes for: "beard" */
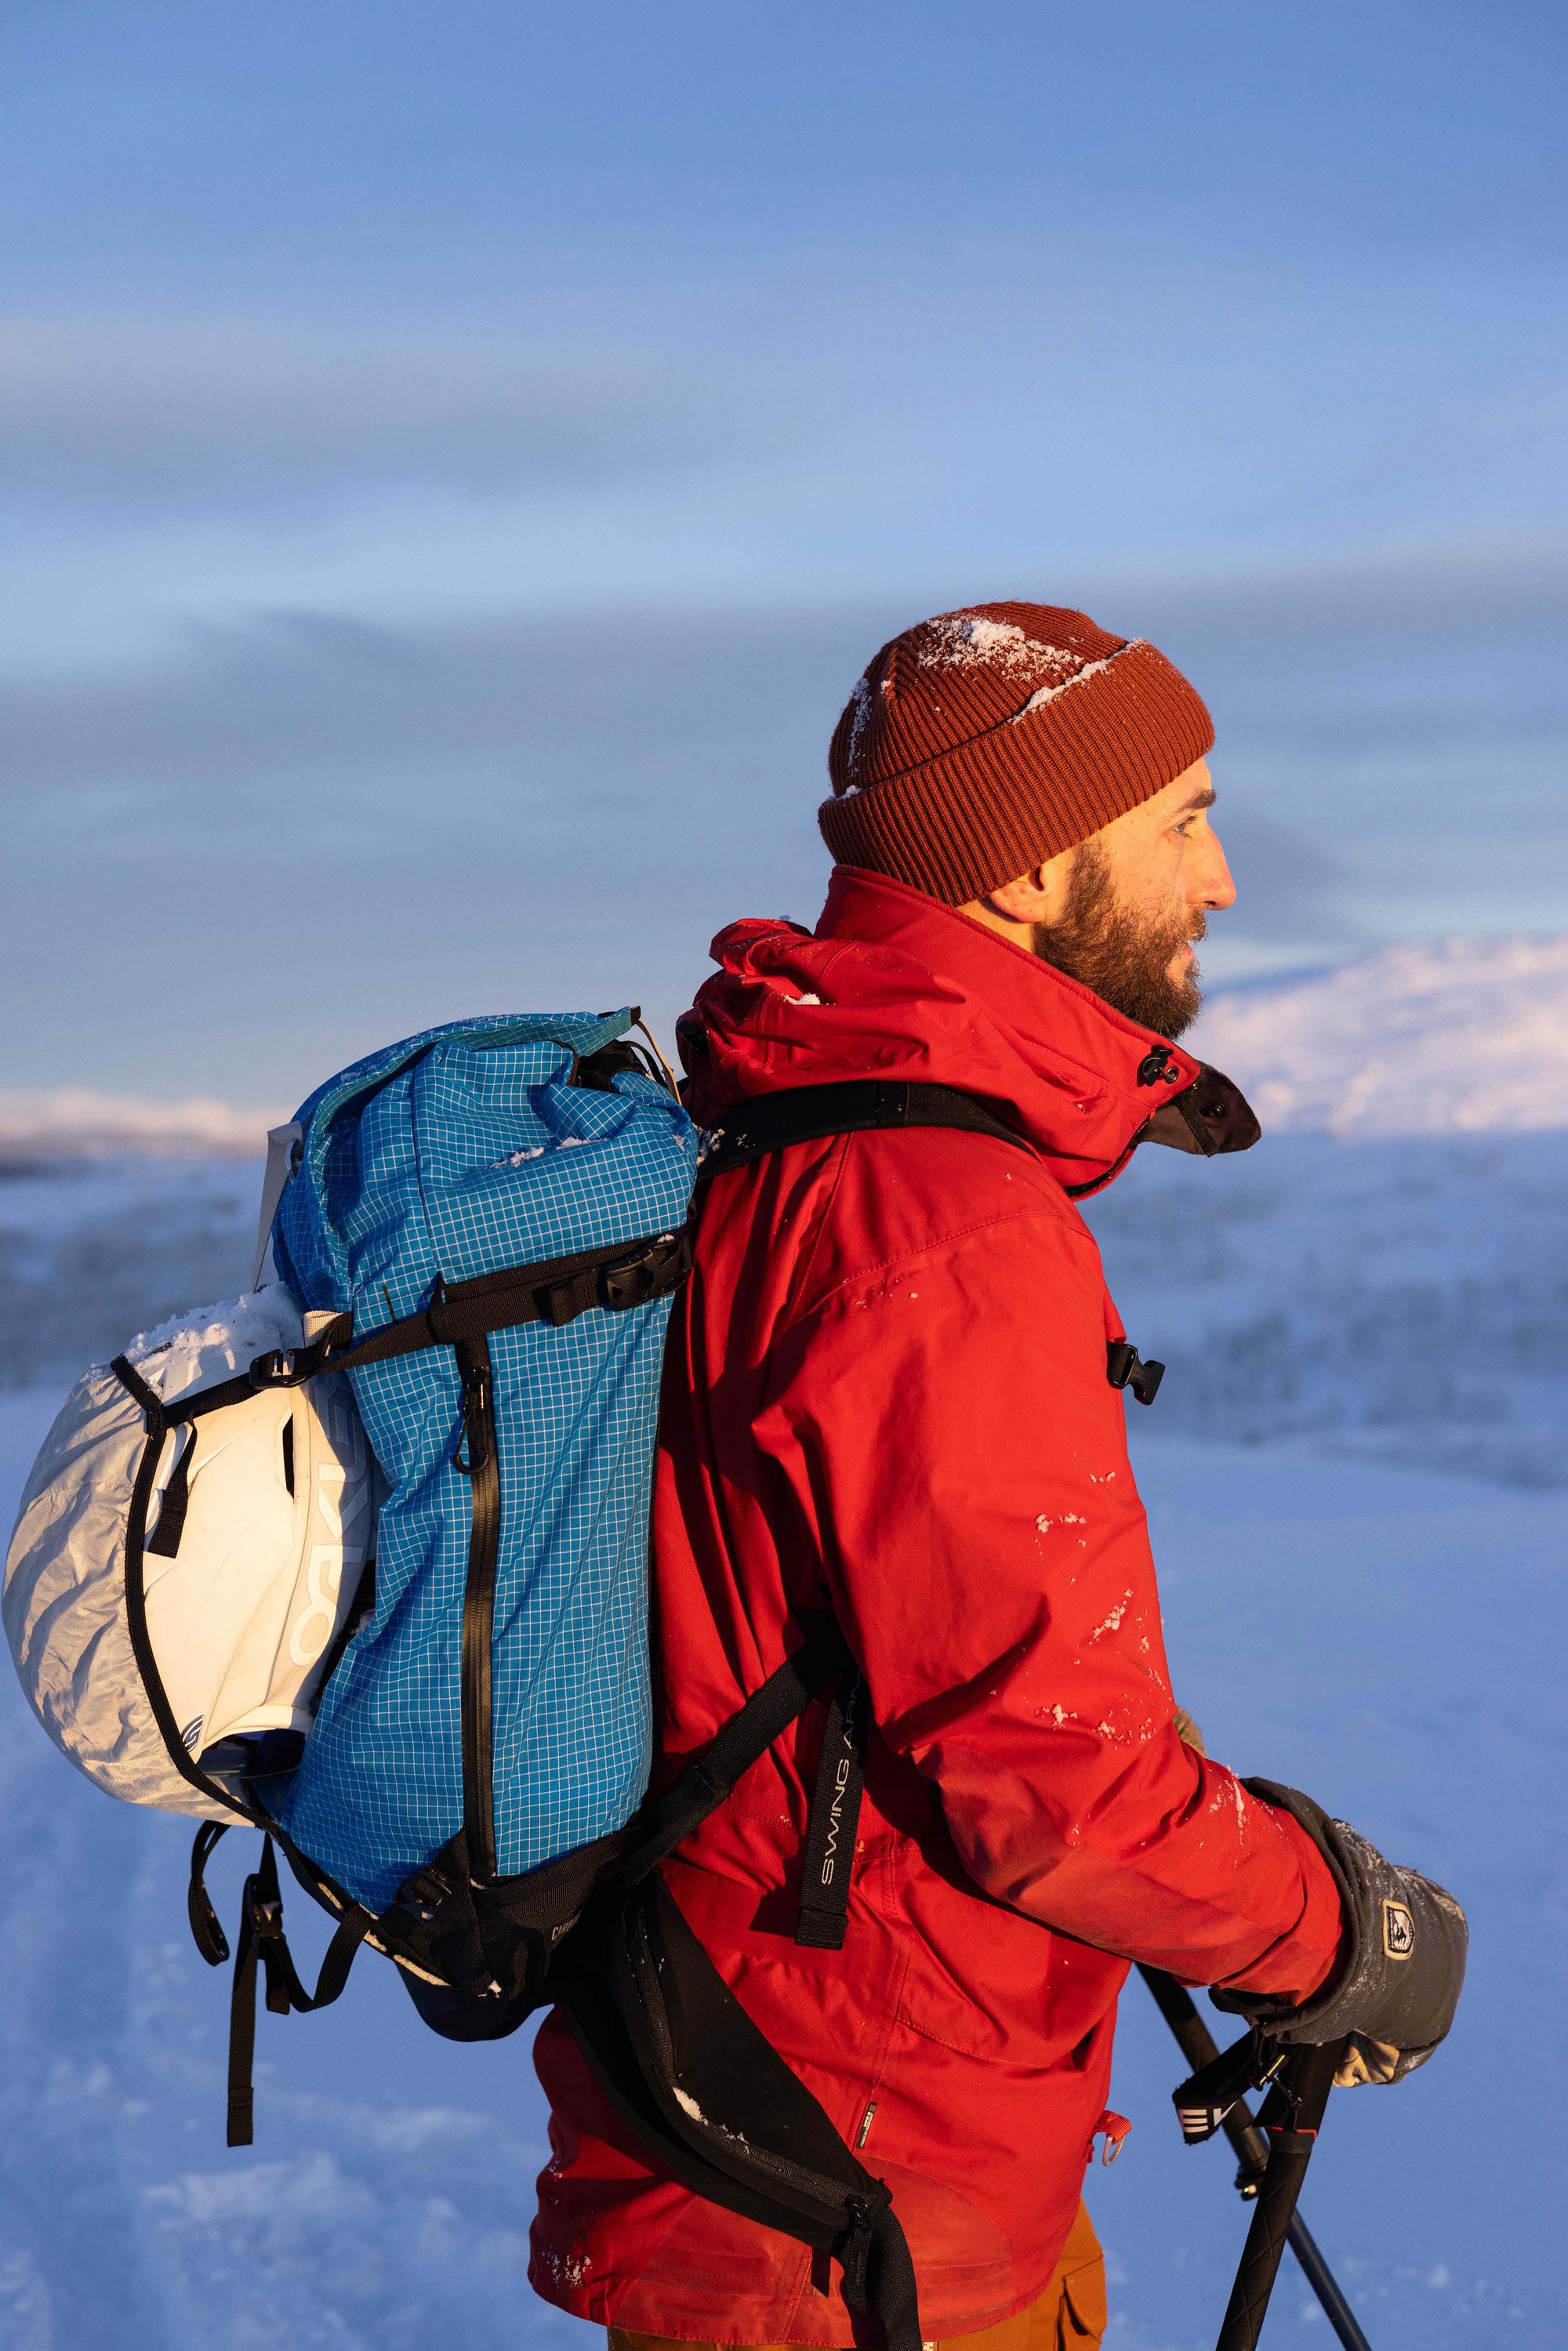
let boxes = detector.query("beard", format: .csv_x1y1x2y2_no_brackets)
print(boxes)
1030,839,1207,1039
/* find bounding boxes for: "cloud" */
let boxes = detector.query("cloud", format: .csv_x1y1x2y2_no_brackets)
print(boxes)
2,550,1565,1096
0,308,783,510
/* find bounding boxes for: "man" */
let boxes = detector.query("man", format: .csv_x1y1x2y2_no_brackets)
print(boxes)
531,604,1465,2349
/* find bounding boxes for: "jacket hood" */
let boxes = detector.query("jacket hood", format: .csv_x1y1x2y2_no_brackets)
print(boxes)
677,866,1202,1195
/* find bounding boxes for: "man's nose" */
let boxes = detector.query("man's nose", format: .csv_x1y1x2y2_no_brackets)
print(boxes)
1195,829,1236,912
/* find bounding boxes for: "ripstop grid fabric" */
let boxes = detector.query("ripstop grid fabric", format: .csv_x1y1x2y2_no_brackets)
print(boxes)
272,1014,697,1913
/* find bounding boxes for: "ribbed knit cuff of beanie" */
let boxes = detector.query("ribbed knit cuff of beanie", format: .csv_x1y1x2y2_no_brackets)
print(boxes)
818,603,1215,906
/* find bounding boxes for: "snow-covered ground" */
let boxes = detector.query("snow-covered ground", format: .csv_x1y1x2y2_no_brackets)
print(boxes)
1083,1127,1567,1487
1079,935,1568,1488
1187,935,1568,1137
0,1090,278,1162
0,1157,261,1392
0,1398,1555,2351
0,937,1561,2348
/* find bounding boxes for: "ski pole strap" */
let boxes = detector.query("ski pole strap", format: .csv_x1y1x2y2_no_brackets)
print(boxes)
1214,2039,1346,2351
1171,2022,1273,2145
225,1834,376,2148
795,1670,867,1950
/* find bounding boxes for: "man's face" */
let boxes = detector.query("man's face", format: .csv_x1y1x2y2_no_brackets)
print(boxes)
959,760,1236,1039
1033,764,1234,1038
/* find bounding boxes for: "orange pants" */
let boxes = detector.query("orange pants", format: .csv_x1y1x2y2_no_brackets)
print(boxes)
608,2200,1106,2351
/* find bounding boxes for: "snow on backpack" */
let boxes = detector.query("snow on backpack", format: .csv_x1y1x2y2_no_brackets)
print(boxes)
0,1007,930,2350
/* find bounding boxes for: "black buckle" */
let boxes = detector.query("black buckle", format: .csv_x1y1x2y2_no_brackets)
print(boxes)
398,1867,456,1923
1107,1338,1165,1406
597,1229,691,1312
247,1889,285,1941
249,1316,350,1389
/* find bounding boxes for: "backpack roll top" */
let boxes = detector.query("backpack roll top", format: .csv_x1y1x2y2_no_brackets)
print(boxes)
267,1010,699,1914
3,1289,380,1822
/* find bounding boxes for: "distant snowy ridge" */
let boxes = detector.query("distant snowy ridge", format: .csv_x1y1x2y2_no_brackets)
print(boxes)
1192,935,1568,1137
0,1087,283,1160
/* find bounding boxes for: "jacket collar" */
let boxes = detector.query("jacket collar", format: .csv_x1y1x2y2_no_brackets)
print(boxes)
681,867,1200,1195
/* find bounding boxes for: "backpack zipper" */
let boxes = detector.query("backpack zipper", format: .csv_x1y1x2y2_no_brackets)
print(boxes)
456,1337,500,1881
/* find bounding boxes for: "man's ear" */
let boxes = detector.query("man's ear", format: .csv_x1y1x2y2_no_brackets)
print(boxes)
979,854,1074,927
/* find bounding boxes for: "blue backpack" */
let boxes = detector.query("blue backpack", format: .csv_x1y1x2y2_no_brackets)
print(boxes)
267,1010,697,1910
122,1010,933,2348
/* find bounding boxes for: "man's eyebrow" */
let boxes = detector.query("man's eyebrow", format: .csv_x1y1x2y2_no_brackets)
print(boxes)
1176,783,1216,815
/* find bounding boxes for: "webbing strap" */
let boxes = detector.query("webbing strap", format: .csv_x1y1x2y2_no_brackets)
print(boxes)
188,1823,231,1966
111,1354,264,1430
249,1227,694,1391
144,1424,194,1557
108,1365,255,1823
606,1615,854,1892
696,1079,1034,1180
794,1671,866,1950
114,1232,692,1427
225,1837,375,2148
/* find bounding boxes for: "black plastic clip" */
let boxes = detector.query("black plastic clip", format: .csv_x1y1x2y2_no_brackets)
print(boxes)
1136,1045,1183,1087
249,1314,353,1390
597,1228,692,1312
1107,1338,1165,1406
454,1359,492,1475
397,1865,457,1923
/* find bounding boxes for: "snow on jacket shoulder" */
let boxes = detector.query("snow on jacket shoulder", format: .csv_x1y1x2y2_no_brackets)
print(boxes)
530,869,1344,2343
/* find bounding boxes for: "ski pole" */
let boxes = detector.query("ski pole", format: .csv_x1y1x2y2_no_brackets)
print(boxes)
1214,2036,1344,2351
1138,1968,1371,2351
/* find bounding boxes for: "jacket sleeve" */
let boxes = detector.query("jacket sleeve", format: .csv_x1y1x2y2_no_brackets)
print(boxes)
759,1204,1344,2002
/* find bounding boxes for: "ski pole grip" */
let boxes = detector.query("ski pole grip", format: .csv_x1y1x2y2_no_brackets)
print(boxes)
1214,2039,1345,2351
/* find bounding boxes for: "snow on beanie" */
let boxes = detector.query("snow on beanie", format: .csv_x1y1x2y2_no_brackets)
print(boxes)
818,602,1214,905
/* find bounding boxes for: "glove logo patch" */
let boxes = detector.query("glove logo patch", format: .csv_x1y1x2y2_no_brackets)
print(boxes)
1382,1898,1416,1960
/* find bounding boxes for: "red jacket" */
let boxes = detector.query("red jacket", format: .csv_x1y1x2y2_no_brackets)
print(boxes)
531,869,1342,2341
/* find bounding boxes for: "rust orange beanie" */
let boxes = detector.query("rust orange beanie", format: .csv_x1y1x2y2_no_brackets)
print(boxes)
818,601,1214,905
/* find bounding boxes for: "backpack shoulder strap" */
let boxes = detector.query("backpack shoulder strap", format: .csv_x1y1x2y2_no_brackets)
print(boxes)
695,1078,1034,1179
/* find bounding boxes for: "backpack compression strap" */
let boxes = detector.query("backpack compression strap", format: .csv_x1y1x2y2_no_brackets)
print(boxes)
231,1224,700,1869
248,1227,694,1392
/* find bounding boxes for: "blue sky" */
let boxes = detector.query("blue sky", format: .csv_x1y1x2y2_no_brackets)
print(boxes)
1,1,1563,1099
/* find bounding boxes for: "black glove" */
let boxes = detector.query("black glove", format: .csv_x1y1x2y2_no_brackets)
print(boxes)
1211,1780,1467,2086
